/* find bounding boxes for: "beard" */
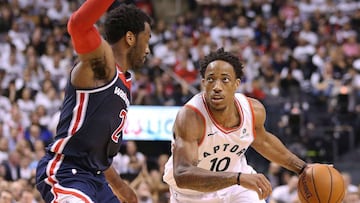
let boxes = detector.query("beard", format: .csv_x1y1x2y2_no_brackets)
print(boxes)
127,44,144,70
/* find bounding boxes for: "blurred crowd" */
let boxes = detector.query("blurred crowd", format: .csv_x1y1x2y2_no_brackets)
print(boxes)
0,0,359,202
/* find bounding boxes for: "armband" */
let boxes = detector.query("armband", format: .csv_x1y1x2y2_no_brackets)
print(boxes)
237,172,241,185
299,163,308,175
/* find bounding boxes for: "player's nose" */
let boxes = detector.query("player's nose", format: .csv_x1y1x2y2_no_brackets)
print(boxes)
145,45,150,55
212,80,222,92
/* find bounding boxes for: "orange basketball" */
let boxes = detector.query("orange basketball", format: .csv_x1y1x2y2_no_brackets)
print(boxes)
297,164,345,203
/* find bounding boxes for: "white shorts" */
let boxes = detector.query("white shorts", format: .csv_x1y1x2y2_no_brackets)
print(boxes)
169,185,266,203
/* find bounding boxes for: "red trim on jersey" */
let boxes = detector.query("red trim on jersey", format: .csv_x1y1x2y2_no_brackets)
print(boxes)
45,153,63,188
71,93,85,135
246,98,256,139
45,154,93,202
51,92,87,154
184,105,206,146
53,186,92,203
116,64,132,90
53,139,65,154
201,94,243,134
49,154,62,177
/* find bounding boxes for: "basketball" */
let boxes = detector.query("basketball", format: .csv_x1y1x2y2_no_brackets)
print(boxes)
297,164,345,203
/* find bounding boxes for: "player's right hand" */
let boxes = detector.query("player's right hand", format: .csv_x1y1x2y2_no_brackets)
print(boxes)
238,173,272,200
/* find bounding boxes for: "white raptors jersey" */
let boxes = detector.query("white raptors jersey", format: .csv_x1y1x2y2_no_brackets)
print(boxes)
163,93,257,195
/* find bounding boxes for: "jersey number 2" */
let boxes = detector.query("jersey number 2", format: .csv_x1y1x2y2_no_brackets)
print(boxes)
111,109,127,143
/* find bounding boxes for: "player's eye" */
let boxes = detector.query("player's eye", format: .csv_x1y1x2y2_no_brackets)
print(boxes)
206,77,214,82
223,77,230,83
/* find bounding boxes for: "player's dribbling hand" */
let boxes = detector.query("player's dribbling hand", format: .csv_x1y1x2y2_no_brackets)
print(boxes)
299,163,333,176
238,173,272,200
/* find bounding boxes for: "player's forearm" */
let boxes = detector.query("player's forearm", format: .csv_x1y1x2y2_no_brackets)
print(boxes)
174,165,238,192
104,167,138,203
67,0,114,54
255,133,306,174
69,0,114,30
111,182,138,203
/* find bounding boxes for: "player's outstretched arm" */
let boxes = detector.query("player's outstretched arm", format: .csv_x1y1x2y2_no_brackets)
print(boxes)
104,166,138,203
67,0,116,88
249,98,307,175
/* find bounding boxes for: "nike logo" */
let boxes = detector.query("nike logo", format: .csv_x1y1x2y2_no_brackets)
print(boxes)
207,132,217,136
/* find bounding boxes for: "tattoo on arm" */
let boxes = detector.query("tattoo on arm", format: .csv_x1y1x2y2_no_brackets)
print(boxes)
288,157,306,174
89,56,107,80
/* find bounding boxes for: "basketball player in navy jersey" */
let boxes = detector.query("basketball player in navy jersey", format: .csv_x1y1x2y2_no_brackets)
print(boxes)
163,48,309,202
35,0,151,202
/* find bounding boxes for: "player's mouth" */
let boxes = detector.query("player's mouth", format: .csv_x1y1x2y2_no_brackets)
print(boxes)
211,95,224,103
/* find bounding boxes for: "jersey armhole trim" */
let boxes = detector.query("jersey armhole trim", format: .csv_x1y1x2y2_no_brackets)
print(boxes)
184,104,206,146
246,98,256,140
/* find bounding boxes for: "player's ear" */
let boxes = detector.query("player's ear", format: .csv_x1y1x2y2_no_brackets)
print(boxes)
201,78,206,90
235,78,241,88
125,31,136,46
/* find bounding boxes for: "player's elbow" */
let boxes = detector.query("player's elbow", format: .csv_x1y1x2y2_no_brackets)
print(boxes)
67,13,87,36
67,14,78,36
126,195,138,203
173,165,192,189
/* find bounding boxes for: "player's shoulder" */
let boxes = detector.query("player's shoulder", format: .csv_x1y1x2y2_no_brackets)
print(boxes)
244,96,265,111
240,96,266,121
177,104,203,121
173,102,205,130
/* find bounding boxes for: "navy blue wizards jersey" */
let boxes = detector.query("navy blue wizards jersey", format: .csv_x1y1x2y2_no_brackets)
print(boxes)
47,67,131,173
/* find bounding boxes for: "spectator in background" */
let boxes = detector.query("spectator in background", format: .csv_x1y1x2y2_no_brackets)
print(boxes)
343,172,359,194
18,188,38,203
0,5,13,34
173,45,198,85
231,15,255,45
0,150,21,181
17,87,36,117
342,35,360,59
0,137,9,164
336,21,356,44
269,175,299,203
24,123,52,151
210,19,230,48
34,79,61,115
350,59,360,111
46,0,71,25
2,103,29,140
10,180,25,203
19,154,33,180
28,140,45,174
134,180,154,203
0,50,24,88
0,96,11,121
0,189,14,203
343,191,360,203
120,141,146,180
267,162,282,189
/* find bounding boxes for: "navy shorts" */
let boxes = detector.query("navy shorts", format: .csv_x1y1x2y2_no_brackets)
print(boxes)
36,152,120,203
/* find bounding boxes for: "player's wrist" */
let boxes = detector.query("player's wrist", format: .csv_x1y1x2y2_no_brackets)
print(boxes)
298,163,308,175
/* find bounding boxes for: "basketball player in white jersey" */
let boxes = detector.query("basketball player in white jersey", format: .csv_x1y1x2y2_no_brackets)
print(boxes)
163,48,308,203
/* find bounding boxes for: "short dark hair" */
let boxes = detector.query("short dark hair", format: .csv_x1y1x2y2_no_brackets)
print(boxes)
199,48,244,79
104,4,151,44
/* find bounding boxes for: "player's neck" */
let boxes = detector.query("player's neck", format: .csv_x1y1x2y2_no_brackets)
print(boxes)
210,104,240,128
112,46,129,72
